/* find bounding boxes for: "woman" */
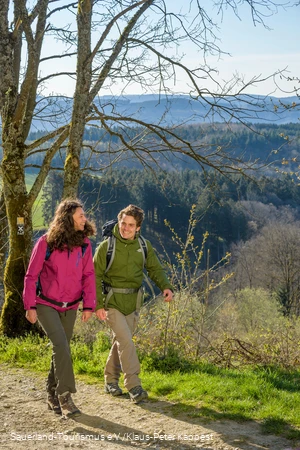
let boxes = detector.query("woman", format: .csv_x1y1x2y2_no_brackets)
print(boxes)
23,198,96,419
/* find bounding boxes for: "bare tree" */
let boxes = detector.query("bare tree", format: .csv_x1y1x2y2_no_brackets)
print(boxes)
232,222,300,316
0,0,70,334
0,0,297,335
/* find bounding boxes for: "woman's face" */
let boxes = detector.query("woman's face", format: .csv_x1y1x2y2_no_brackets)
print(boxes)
73,207,87,231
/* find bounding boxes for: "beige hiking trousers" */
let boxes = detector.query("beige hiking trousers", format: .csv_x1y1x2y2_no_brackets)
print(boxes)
104,308,140,391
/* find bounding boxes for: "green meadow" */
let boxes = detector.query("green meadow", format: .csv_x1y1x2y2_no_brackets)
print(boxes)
25,173,46,230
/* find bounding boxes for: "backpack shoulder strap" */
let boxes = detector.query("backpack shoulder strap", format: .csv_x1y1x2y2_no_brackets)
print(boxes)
105,235,147,273
81,242,88,257
138,236,155,299
138,235,148,268
105,235,116,273
46,243,88,261
45,245,52,261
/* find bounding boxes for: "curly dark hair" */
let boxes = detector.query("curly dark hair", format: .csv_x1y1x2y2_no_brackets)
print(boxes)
46,198,96,251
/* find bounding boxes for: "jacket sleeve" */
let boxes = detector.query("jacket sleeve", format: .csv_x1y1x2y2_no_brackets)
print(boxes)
23,236,48,310
81,239,96,311
145,241,173,292
93,240,108,310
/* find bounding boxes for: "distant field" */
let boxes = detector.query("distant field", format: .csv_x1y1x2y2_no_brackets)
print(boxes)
25,173,46,230
0,173,45,230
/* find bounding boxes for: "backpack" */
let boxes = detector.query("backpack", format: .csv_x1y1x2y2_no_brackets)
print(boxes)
101,219,155,298
101,219,148,273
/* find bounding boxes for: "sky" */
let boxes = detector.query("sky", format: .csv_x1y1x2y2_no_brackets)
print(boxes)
42,0,300,99
201,1,300,98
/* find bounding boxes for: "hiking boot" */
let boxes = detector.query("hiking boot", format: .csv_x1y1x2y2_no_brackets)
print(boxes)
129,385,148,403
58,392,81,418
47,390,61,415
104,383,123,397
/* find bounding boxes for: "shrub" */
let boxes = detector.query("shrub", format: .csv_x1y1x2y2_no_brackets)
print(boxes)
141,347,196,373
209,288,300,368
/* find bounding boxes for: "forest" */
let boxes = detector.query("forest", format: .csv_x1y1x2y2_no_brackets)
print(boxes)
25,121,300,174
40,166,300,319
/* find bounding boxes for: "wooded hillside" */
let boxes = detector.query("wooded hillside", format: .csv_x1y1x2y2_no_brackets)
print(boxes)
23,122,300,174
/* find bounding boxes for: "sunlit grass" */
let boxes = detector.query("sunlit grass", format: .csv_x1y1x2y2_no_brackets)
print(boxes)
25,173,46,229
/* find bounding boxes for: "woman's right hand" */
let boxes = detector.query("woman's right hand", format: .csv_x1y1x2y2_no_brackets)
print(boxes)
25,310,37,324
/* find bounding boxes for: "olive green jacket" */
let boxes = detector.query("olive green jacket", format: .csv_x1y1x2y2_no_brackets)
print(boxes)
93,225,173,315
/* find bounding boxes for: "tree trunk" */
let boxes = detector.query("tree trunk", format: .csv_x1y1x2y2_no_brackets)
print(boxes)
0,0,50,336
0,140,34,336
63,0,92,198
0,191,8,314
0,191,8,285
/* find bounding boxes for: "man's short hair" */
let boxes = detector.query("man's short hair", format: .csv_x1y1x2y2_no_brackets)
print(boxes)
118,204,144,228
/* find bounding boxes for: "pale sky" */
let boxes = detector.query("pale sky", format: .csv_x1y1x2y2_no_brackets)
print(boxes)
41,0,300,99
204,1,300,97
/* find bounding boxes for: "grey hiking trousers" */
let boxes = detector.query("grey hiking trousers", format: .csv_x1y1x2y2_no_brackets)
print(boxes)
37,304,77,395
104,308,140,391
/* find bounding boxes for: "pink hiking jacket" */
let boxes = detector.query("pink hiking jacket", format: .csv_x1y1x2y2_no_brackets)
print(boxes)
23,235,96,312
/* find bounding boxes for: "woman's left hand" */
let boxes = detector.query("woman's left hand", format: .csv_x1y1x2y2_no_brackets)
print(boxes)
82,311,93,322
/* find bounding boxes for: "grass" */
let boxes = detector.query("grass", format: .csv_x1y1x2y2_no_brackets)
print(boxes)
0,333,299,442
144,367,300,427
25,173,46,229
0,172,45,230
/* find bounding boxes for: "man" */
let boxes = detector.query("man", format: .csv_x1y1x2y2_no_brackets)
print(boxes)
94,204,173,403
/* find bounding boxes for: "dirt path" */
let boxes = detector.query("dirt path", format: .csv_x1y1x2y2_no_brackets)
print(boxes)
0,363,298,450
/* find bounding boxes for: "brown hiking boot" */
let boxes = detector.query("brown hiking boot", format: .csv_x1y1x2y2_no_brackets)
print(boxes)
129,385,148,403
104,383,123,397
47,389,61,414
58,392,81,418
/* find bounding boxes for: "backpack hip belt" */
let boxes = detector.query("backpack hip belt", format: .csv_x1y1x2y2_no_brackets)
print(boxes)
103,285,144,313
38,292,82,308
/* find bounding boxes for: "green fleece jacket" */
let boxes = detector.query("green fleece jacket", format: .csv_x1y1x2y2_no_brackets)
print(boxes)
93,225,173,315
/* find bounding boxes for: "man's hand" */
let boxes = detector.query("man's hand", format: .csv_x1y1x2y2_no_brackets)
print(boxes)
82,311,93,322
163,289,173,302
95,308,107,321
25,310,37,324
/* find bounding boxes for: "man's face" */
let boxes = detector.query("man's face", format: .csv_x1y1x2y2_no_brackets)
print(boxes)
118,214,140,240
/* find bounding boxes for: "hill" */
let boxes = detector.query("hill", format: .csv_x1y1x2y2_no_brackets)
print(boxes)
29,94,300,132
